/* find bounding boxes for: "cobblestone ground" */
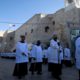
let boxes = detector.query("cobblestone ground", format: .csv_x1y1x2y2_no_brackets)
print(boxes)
0,58,79,80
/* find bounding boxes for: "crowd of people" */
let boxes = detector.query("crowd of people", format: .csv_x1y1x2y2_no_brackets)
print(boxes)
12,34,80,80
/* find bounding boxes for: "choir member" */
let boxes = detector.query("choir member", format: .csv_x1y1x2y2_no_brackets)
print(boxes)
13,35,29,79
75,36,80,80
29,43,36,75
49,35,61,80
64,44,72,67
35,40,43,75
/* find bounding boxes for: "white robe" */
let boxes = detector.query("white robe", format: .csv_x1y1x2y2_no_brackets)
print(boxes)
16,42,29,63
43,49,48,58
35,45,43,62
47,47,52,63
75,37,80,69
48,39,59,63
59,46,63,63
64,48,71,61
30,45,36,63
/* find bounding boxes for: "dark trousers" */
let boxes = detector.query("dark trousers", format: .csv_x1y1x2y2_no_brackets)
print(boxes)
48,63,53,72
79,70,80,80
29,58,32,62
64,60,72,67
58,64,62,75
36,62,42,74
51,63,61,79
13,62,28,78
43,58,48,64
29,63,36,74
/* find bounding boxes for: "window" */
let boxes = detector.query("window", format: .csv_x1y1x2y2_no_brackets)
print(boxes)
10,37,13,40
25,32,27,35
68,0,73,3
31,29,33,33
45,26,49,32
52,21,55,25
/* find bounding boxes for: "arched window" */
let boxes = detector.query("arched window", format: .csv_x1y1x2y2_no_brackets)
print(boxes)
52,21,55,25
68,0,73,3
45,26,49,32
10,37,13,40
25,32,27,35
31,29,33,33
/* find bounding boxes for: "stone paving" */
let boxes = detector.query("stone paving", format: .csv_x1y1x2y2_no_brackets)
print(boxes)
0,58,79,80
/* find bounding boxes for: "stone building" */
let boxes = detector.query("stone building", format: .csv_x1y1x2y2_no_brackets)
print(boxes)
15,14,55,46
2,0,80,53
2,30,15,52
0,31,5,52
14,0,80,51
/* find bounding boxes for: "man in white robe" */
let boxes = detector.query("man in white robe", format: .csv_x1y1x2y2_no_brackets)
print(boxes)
58,42,63,75
47,46,53,72
29,44,36,75
13,35,29,79
75,36,80,80
49,35,61,80
43,47,48,64
35,40,43,75
64,44,72,67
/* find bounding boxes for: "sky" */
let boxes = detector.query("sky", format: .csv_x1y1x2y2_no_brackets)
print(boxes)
0,0,64,31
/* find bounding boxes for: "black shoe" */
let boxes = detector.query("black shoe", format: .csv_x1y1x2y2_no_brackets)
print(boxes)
18,76,22,79
57,77,61,80
31,72,34,75
37,72,42,75
54,76,61,80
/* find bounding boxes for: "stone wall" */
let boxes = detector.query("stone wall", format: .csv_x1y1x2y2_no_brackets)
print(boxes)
2,31,15,52
4,3,80,51
15,14,55,47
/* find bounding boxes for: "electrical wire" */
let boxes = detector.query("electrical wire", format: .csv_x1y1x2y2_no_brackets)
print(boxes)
0,21,23,24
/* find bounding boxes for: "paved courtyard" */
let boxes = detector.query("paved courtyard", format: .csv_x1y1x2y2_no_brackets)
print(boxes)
0,58,79,80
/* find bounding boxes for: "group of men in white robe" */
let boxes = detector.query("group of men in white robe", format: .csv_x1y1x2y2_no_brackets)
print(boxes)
29,35,72,80
29,40,43,75
14,34,80,80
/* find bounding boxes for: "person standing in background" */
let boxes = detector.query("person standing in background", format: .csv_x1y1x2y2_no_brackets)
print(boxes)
49,35,61,80
58,42,63,75
43,47,48,64
75,36,80,80
13,35,29,79
29,43,36,75
47,45,53,72
35,40,43,75
64,44,72,67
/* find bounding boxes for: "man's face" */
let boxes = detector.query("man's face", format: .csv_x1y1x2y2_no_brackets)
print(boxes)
53,36,57,41
21,37,25,41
